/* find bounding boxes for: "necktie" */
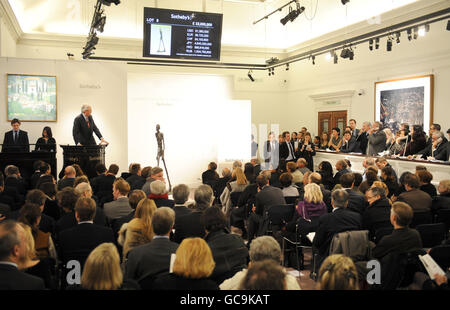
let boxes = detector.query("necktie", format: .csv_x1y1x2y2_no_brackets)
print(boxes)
288,142,293,157
86,118,90,128
14,131,17,143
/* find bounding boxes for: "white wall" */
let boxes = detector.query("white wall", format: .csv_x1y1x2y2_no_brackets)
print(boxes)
0,16,17,57
0,57,128,175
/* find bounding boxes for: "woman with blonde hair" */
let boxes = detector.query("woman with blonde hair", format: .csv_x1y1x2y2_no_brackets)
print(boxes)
18,223,56,289
317,254,359,290
153,237,218,290
80,243,123,290
220,167,249,216
118,198,156,260
295,183,327,236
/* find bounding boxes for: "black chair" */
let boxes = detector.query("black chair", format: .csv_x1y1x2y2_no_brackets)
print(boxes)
416,223,447,248
429,245,450,270
284,196,300,205
436,209,450,231
373,226,394,244
264,204,296,236
410,211,432,228
282,223,312,271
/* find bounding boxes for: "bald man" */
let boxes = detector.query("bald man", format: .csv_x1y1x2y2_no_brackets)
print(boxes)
57,166,76,190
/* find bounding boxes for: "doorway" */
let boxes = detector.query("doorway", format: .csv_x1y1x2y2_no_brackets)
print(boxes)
318,110,347,138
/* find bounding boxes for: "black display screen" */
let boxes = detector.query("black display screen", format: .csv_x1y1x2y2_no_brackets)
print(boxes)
143,7,223,61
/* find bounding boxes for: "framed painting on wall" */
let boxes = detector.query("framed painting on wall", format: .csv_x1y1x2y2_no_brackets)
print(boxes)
7,74,57,122
374,74,433,134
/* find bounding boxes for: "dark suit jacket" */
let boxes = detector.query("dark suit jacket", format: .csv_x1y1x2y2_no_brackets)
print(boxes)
124,237,179,282
2,130,29,153
173,205,192,224
72,113,102,146
254,185,286,216
333,168,350,187
173,210,206,244
345,188,367,215
55,209,107,235
279,141,296,161
5,176,27,196
340,136,360,153
126,174,146,191
419,141,447,159
0,263,45,290
362,198,392,240
397,189,432,213
152,198,175,209
313,208,362,257
356,131,369,155
0,203,11,219
30,171,42,189
57,177,75,191
202,170,219,187
91,174,115,204
58,223,115,265
372,227,422,259
367,130,387,156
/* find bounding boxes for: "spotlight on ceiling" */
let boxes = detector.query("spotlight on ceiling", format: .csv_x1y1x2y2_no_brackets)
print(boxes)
407,28,412,41
387,37,393,52
340,46,354,60
325,52,332,61
395,32,401,44
286,63,290,71
341,0,350,5
333,51,338,64
101,0,120,5
369,39,373,51
447,20,450,31
375,38,380,49
413,26,418,39
280,2,305,25
248,70,255,82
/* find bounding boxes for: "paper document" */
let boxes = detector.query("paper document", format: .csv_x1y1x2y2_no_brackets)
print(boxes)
169,253,176,273
419,254,445,280
307,232,315,243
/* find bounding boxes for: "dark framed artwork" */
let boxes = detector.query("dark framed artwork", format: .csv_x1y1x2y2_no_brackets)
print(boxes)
375,74,433,133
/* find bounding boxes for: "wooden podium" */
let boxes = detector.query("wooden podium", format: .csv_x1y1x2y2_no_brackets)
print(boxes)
0,150,57,180
59,145,106,179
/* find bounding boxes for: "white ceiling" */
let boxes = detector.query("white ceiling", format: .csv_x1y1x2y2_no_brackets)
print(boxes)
6,0,435,49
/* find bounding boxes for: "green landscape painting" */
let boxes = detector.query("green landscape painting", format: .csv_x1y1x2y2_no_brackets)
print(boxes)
7,74,57,121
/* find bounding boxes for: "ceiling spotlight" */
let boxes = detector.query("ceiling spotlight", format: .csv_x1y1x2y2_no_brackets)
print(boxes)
285,63,290,71
375,38,380,49
101,0,120,5
280,2,305,25
425,24,430,33
369,39,373,51
340,46,354,60
413,26,418,39
248,70,255,82
395,32,401,44
418,27,426,37
407,28,412,41
333,51,338,64
341,0,350,5
387,37,392,51
311,55,316,65
447,20,450,31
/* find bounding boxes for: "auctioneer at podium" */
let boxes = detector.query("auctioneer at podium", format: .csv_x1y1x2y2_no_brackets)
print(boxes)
73,104,109,146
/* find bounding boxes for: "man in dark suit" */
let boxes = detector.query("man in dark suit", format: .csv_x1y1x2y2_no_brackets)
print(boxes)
418,131,448,160
363,187,392,241
57,166,76,191
0,220,45,290
1,118,29,153
72,104,108,146
333,160,350,187
124,207,178,286
356,121,370,155
279,131,296,162
397,174,432,213
201,162,219,188
340,173,367,215
247,174,286,244
313,189,362,267
425,124,447,147
92,164,118,206
340,130,360,153
367,121,387,156
173,185,214,244
349,119,360,139
30,160,45,189
372,201,422,260
58,197,115,267
172,184,192,223
264,132,279,170
126,163,146,191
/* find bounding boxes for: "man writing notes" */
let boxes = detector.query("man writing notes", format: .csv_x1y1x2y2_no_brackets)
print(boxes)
73,104,109,146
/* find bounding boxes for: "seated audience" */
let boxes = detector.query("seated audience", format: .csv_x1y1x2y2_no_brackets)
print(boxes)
244,162,256,184
376,157,398,182
396,174,432,213
297,158,311,175
340,130,359,153
308,173,332,212
416,170,437,198
202,162,219,188
317,254,359,290
124,207,178,286
220,235,300,290
4,165,27,196
174,185,214,243
118,198,157,261
92,163,118,206
251,158,262,177
358,169,379,195
295,183,327,236
24,189,56,235
172,184,192,221
372,202,422,260
418,131,448,161
404,125,427,156
313,189,362,268
247,174,286,245
0,220,45,290
35,163,55,190
318,161,334,190
431,180,450,213
126,163,146,191
18,223,56,289
333,160,350,187
57,166,76,190
280,172,299,197
73,175,90,188
286,161,303,184
142,167,164,196
149,180,174,208
30,160,44,189
340,173,366,215
74,183,107,227
153,237,219,290
381,166,399,198
78,243,138,290
363,187,392,240
111,190,147,237
214,168,232,201
104,178,132,221
39,182,60,222
58,197,115,268
239,259,287,290
203,206,248,284
72,164,85,177
220,167,248,215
